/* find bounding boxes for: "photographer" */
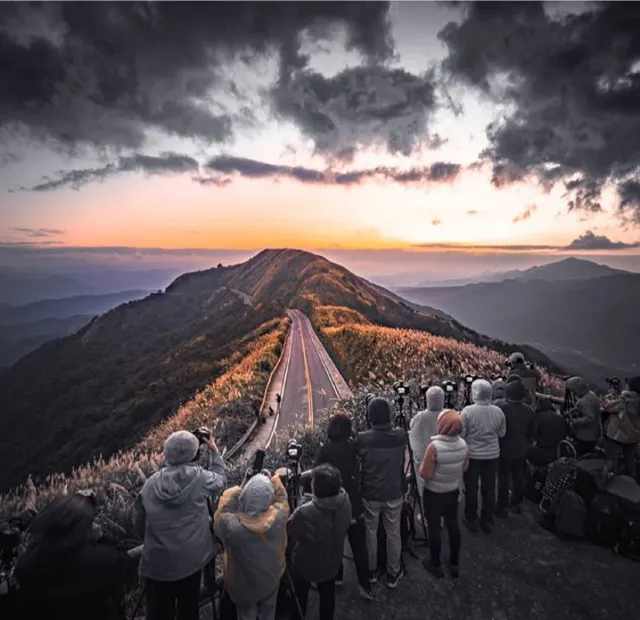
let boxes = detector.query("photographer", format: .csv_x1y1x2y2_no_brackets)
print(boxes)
356,397,405,589
526,396,567,466
133,428,226,620
15,492,130,620
460,379,506,533
315,413,372,600
506,353,539,405
565,377,601,456
288,464,352,620
603,376,640,477
214,472,289,620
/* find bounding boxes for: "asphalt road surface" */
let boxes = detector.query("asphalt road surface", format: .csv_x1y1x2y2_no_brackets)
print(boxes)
277,309,341,431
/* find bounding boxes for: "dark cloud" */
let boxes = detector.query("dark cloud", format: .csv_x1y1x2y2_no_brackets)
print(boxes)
11,227,64,237
439,2,640,225
513,204,537,224
0,2,393,151
202,155,461,186
19,152,199,192
272,65,439,158
564,230,640,250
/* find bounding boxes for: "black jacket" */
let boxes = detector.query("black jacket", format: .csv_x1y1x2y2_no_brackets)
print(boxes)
535,399,567,460
356,423,406,502
288,490,351,583
497,382,536,460
15,538,129,620
316,438,363,518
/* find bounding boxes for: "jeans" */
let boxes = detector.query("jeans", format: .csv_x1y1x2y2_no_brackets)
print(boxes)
464,458,498,524
362,497,403,576
146,570,201,620
336,516,369,588
290,575,335,620
497,457,525,510
605,438,638,479
423,489,461,567
236,587,279,620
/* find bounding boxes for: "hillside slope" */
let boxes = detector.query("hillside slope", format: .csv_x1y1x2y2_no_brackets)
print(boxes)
396,273,640,372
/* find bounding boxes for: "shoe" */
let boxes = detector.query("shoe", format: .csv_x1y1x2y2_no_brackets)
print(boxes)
359,584,374,601
422,559,444,579
510,503,522,514
495,508,509,519
368,570,378,585
480,520,492,533
386,566,404,589
449,565,460,579
463,516,479,532
335,579,344,586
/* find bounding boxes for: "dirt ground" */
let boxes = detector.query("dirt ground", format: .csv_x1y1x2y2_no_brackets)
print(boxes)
301,501,639,620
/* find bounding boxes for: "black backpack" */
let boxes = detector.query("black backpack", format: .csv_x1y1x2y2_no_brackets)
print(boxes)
555,490,587,540
586,492,620,549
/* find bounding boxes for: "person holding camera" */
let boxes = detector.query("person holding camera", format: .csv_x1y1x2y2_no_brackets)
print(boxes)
15,492,130,620
316,412,372,600
133,428,226,620
460,379,506,533
564,377,601,456
214,471,289,620
356,397,406,589
288,464,352,620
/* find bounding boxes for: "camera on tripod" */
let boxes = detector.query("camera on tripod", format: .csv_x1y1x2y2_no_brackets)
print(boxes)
606,376,622,392
245,449,266,482
393,381,409,397
190,427,211,444
441,380,458,408
285,439,303,465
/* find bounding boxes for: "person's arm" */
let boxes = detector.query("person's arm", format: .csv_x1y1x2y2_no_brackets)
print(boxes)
271,474,290,519
572,398,596,427
497,410,507,438
462,453,470,473
460,409,469,438
132,491,146,541
213,486,242,543
419,443,437,480
203,451,227,496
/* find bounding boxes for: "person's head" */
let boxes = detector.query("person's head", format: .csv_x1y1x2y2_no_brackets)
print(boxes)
29,493,97,553
509,352,526,366
628,376,640,395
471,379,492,404
436,409,463,436
327,412,352,441
367,397,391,426
506,380,527,403
239,473,274,516
426,386,445,412
536,395,555,413
565,376,589,398
163,430,200,465
491,379,506,401
311,464,342,499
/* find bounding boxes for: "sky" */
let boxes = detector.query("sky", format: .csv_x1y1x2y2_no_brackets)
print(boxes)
1,1,640,280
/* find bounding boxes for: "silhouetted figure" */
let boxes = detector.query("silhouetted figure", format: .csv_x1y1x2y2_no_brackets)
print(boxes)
603,376,640,478
565,377,601,456
526,397,567,466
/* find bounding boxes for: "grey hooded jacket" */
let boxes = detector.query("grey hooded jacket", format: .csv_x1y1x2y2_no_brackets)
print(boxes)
605,390,640,445
460,380,507,460
133,454,226,581
288,489,352,583
566,377,601,442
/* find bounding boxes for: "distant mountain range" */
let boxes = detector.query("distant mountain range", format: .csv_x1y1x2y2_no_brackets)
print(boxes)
0,249,563,491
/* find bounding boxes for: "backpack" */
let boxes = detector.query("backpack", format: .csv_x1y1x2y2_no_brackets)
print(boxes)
586,492,620,549
618,509,640,562
555,490,587,540
540,457,577,513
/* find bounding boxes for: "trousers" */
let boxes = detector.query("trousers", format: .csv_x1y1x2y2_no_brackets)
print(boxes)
423,489,461,567
336,516,369,588
146,570,201,620
497,457,525,510
362,497,402,576
235,587,279,620
290,574,335,620
464,458,498,524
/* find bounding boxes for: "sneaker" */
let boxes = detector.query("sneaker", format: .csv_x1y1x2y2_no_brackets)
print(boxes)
359,584,374,601
449,565,460,579
495,508,509,519
386,566,404,589
463,516,479,532
368,570,378,585
422,559,444,579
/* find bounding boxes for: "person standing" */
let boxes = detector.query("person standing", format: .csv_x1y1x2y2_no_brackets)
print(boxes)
288,465,352,620
460,380,506,533
133,428,226,620
526,396,567,466
603,376,640,478
356,397,406,589
495,380,536,517
315,413,373,599
565,377,601,456
419,410,468,579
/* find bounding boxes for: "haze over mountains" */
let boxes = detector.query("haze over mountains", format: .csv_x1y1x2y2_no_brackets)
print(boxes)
0,249,563,492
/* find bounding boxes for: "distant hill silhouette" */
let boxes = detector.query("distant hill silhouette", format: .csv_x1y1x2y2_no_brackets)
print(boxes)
0,268,93,305
396,273,640,375
0,249,563,491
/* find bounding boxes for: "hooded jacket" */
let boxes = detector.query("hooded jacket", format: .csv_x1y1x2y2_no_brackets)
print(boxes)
133,454,227,581
492,379,507,403
605,390,640,445
497,381,536,460
316,438,363,518
288,489,352,583
566,377,601,442
534,397,567,460
214,474,289,606
460,380,507,460
409,386,444,497
419,410,469,493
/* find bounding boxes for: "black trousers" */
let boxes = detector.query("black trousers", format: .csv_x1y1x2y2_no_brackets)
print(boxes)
526,446,555,467
290,574,335,620
464,458,498,524
605,438,638,479
146,570,201,620
423,489,461,567
497,457,525,510
336,517,369,588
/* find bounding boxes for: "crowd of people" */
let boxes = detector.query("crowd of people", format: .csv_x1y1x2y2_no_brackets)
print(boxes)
4,352,640,620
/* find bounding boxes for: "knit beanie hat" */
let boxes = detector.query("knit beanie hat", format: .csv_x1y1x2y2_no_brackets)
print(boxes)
437,409,463,436
367,397,391,426
239,474,274,516
506,380,527,402
492,379,506,401
628,376,640,395
163,430,200,466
